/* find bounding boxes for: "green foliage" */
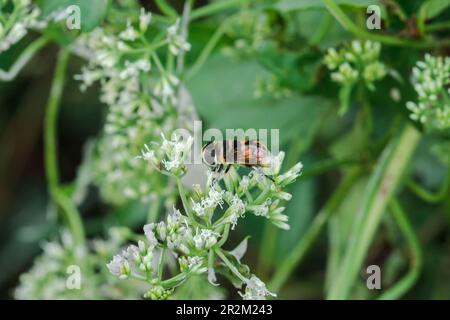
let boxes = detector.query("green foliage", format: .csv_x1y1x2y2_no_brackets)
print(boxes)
1,0,450,301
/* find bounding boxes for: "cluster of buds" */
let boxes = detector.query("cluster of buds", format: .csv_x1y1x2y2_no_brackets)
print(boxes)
324,40,388,114
0,0,43,53
406,54,450,131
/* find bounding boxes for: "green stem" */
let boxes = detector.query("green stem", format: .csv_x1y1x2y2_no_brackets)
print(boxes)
176,178,203,228
216,224,230,248
302,157,361,179
155,0,178,18
327,124,421,299
187,19,229,79
44,49,85,245
160,272,187,289
191,0,253,20
378,198,422,300
425,21,450,32
322,0,447,48
406,168,450,204
269,168,360,292
157,246,167,281
176,0,194,75
0,37,49,81
177,178,190,210
215,248,247,283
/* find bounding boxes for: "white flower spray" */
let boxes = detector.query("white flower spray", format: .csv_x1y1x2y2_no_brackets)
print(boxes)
107,134,303,300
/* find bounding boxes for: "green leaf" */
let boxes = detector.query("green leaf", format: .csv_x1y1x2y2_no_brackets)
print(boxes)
420,0,450,20
418,0,450,32
187,54,330,146
37,0,110,32
327,124,421,299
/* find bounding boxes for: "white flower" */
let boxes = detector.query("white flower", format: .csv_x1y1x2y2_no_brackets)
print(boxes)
166,18,191,56
139,8,152,32
120,20,138,41
239,276,276,300
157,133,193,174
191,200,206,216
107,255,130,279
179,256,207,274
249,201,270,217
74,66,102,91
154,74,180,105
143,224,158,248
138,144,155,161
193,229,219,250
275,162,303,186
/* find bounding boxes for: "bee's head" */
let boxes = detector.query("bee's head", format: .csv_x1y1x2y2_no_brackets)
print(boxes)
202,141,216,167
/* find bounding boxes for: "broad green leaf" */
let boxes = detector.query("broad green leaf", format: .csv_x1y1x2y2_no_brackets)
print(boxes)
187,54,330,146
418,0,450,32
420,0,450,20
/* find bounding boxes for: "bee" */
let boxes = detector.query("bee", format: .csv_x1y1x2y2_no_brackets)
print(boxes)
202,139,274,180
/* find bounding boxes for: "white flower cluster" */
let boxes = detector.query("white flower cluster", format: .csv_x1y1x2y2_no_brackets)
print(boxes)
72,8,195,205
324,40,387,90
110,134,303,300
0,0,43,53
140,133,193,176
239,275,276,300
15,229,140,299
166,18,191,56
406,54,450,130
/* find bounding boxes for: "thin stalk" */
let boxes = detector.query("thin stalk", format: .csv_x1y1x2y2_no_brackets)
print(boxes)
0,37,49,81
186,19,229,79
406,168,450,204
44,49,85,245
215,248,248,283
378,198,422,300
426,21,450,32
191,0,253,20
155,0,178,18
327,124,421,299
176,0,194,75
322,0,447,48
176,178,203,228
160,272,187,289
301,157,361,179
269,168,360,292
157,246,167,281
216,224,230,248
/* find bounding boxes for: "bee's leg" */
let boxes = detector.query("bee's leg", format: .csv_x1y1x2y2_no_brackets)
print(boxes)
252,166,275,183
224,164,231,175
211,164,223,186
